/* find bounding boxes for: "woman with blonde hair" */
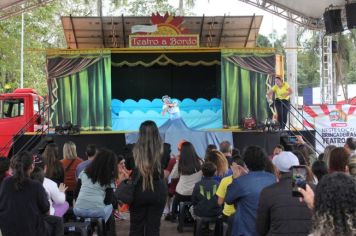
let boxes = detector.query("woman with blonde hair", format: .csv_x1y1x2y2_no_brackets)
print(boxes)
61,141,82,205
205,149,230,182
129,120,167,236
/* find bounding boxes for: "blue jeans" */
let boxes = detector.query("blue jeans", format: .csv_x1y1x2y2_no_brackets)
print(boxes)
73,205,113,222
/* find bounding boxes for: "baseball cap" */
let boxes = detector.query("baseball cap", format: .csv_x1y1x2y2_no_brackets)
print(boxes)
272,151,299,172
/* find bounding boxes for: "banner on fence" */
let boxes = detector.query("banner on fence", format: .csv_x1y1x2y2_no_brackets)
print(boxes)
303,104,356,152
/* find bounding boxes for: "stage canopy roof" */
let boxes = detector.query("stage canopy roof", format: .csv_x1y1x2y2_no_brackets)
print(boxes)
61,15,263,49
240,0,356,29
0,0,52,20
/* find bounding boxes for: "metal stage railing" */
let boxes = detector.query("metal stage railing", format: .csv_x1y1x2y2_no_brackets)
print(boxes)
281,102,325,154
0,105,49,158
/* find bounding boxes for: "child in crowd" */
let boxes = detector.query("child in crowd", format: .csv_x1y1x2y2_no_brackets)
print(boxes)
191,162,222,218
114,154,131,220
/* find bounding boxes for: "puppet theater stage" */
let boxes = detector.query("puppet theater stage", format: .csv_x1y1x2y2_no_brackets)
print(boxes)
20,14,315,157
43,48,299,157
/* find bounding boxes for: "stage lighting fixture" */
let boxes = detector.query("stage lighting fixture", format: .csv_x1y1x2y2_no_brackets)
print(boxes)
323,9,344,35
346,2,356,29
54,122,80,135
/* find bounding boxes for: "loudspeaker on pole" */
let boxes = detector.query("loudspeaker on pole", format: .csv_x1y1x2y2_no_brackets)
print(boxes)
346,3,356,29
323,9,344,35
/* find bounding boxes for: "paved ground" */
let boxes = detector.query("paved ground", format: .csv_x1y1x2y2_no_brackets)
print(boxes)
115,213,193,236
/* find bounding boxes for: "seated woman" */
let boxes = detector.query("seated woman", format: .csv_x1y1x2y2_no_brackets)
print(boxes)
61,141,83,206
31,161,69,218
0,152,52,236
42,143,64,186
170,141,203,219
74,148,117,225
205,149,231,183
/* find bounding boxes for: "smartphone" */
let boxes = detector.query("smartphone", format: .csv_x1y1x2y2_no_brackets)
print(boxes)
288,136,297,144
291,165,307,197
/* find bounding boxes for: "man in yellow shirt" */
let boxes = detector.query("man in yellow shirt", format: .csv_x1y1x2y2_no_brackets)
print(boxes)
267,76,293,130
216,156,248,235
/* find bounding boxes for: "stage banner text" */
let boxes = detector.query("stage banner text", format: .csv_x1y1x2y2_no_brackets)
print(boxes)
129,35,199,48
303,104,356,152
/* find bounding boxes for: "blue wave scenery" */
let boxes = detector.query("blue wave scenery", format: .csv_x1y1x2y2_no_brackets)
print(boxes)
112,98,222,131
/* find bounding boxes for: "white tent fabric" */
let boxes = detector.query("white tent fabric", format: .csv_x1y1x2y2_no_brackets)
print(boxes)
271,0,346,18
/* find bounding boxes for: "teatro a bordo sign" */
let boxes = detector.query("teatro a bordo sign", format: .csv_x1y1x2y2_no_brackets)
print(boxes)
129,12,199,48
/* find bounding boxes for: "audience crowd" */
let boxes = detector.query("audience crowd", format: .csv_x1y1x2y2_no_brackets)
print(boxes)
0,121,355,236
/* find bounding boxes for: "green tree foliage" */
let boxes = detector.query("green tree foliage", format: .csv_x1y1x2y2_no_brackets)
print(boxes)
297,30,321,94
0,0,179,95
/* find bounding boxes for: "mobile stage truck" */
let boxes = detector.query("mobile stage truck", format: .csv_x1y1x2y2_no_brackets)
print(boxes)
2,13,311,158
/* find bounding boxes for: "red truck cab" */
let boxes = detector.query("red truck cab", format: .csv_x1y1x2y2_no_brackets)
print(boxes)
0,88,44,157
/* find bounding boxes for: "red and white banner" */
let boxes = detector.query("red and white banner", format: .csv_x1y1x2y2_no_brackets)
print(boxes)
303,104,356,152
129,35,199,48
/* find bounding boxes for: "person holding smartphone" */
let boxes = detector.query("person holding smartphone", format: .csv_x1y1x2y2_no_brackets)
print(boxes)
256,151,312,236
298,172,356,236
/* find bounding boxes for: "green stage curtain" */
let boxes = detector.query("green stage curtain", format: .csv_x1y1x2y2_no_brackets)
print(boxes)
50,56,111,131
221,52,274,128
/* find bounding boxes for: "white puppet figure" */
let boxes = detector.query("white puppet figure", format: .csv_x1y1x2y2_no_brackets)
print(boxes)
161,95,181,120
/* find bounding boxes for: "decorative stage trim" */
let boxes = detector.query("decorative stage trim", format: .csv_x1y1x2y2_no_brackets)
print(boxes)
221,48,276,56
111,53,220,67
46,50,111,58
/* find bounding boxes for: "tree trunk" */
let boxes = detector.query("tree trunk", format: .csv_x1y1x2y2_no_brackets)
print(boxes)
97,0,102,16
178,0,183,15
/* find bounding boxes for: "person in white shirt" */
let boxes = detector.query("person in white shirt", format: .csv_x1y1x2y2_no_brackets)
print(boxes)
32,159,69,217
43,177,68,217
169,141,202,220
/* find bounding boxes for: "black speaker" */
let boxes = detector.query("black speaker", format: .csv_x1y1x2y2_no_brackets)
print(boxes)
323,9,344,34
346,3,356,29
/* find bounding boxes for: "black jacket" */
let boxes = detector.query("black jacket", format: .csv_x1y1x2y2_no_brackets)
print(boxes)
0,177,50,236
192,177,222,217
256,173,312,236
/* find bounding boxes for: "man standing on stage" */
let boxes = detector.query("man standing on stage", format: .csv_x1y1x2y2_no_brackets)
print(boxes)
162,95,181,120
267,76,293,130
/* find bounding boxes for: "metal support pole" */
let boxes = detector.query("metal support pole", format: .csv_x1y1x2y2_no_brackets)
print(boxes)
286,21,297,128
20,10,24,88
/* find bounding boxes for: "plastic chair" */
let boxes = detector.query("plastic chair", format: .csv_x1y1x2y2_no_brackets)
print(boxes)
194,215,224,236
63,221,91,236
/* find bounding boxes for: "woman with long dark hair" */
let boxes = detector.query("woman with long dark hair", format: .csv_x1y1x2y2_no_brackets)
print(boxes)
0,152,51,236
74,148,117,223
129,120,167,236
42,143,64,186
170,142,202,220
299,172,356,236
